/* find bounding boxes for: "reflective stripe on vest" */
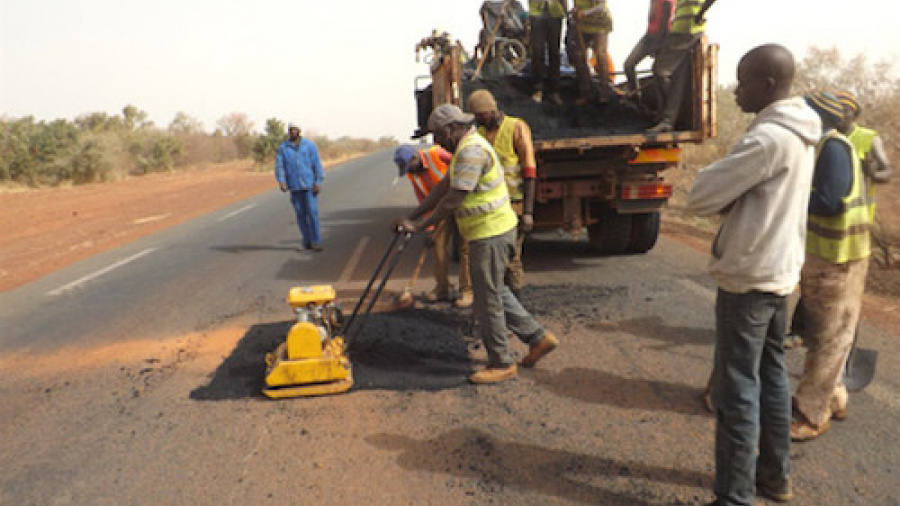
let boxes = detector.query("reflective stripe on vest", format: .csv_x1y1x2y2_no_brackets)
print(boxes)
806,130,872,263
478,116,524,201
528,0,566,18
407,146,448,199
647,0,676,34
848,125,878,220
670,0,705,34
450,133,518,241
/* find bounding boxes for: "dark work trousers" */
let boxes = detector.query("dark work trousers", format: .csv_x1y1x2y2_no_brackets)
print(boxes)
529,15,563,93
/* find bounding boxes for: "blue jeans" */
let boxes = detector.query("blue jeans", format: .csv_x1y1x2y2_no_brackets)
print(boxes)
712,289,791,506
469,229,545,367
289,190,321,246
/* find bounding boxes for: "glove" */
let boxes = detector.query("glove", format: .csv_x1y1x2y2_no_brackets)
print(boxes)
519,213,534,233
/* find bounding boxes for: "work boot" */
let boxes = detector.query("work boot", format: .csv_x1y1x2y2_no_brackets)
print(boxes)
756,476,794,503
521,332,559,368
791,417,830,442
309,243,324,252
546,92,563,106
455,290,473,308
531,90,543,103
469,364,517,384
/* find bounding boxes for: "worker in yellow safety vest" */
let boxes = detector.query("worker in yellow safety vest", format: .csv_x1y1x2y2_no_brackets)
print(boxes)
565,0,616,104
528,0,569,105
648,0,717,133
393,104,559,385
393,145,472,306
835,91,894,221
466,89,537,297
792,91,873,442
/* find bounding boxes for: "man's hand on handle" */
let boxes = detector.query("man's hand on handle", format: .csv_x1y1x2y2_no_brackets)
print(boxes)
391,217,418,234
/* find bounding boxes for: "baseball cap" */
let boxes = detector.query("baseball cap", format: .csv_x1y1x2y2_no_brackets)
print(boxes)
426,104,474,133
393,145,417,176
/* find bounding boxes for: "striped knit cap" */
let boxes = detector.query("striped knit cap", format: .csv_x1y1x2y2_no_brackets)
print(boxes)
805,91,845,126
835,91,861,116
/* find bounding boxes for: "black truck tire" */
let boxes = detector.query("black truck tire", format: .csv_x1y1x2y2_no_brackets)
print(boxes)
588,209,633,255
627,211,661,254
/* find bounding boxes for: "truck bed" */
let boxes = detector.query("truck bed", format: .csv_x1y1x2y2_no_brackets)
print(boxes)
464,75,653,141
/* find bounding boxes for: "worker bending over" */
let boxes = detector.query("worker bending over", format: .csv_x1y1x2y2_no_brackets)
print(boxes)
393,104,559,384
393,145,473,307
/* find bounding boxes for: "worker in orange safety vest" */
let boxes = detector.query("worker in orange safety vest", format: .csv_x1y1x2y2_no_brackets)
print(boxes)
393,145,472,307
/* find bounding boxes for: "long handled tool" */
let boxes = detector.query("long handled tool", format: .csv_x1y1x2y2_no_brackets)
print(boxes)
344,231,415,344
844,324,878,392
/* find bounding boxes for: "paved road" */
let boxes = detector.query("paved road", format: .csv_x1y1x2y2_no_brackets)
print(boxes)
1,150,897,505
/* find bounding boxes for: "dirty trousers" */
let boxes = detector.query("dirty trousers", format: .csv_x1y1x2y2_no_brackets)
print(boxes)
712,289,791,506
794,254,869,428
469,229,545,367
431,218,471,296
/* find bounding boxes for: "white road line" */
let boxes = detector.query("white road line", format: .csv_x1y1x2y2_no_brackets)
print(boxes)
46,247,159,296
338,236,370,284
217,203,257,222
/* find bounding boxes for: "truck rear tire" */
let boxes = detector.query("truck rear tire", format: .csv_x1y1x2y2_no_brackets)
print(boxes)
628,212,660,254
588,209,633,255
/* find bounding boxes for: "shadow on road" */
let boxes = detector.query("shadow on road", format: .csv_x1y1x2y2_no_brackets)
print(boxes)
189,307,472,401
366,427,709,505
528,367,709,416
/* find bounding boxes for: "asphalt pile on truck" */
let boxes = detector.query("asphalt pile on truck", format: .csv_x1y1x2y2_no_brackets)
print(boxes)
464,76,655,140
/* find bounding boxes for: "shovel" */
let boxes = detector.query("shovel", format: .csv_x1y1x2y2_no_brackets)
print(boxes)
844,324,878,392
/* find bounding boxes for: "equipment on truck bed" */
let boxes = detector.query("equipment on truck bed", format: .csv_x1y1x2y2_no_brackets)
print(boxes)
262,233,414,399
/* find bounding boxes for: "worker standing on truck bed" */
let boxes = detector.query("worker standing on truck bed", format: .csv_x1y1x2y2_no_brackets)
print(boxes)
647,0,717,133
687,44,820,506
623,0,675,105
393,104,559,384
565,0,615,104
791,91,874,442
467,89,536,297
528,0,568,105
392,144,473,307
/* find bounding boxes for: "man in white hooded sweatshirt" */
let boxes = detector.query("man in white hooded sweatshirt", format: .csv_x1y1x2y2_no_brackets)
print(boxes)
687,44,821,506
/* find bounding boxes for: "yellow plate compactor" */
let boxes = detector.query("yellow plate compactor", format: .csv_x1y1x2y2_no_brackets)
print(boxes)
262,232,415,399
262,285,353,398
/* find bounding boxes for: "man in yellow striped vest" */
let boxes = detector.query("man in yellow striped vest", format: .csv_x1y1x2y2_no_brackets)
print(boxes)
792,91,873,442
836,92,894,221
647,0,717,133
394,104,559,384
466,89,537,297
565,0,616,104
528,0,568,105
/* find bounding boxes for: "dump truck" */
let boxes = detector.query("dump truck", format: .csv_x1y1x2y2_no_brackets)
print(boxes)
412,22,718,255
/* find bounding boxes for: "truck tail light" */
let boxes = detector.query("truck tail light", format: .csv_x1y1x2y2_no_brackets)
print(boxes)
620,183,672,200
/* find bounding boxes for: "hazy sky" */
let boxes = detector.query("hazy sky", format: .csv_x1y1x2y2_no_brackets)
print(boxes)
1,1,897,141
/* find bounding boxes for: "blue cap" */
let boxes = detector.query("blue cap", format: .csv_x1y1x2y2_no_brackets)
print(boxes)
393,145,417,176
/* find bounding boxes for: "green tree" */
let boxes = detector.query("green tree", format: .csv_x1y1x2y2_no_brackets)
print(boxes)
252,118,287,165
